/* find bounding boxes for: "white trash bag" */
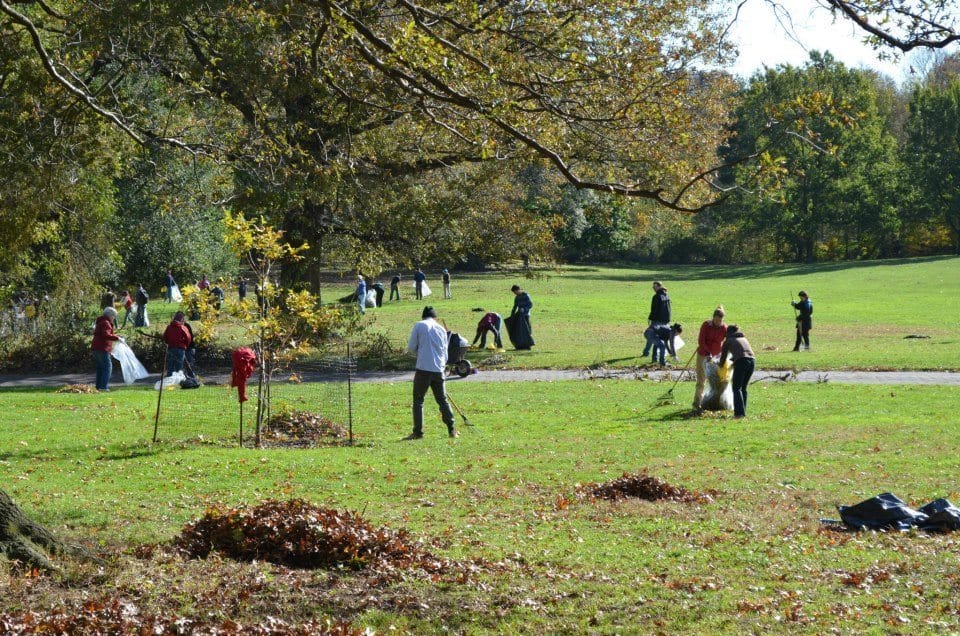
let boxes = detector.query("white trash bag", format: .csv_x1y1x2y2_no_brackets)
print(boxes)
364,289,377,308
154,370,186,390
110,341,149,385
701,359,734,411
414,280,432,297
170,284,183,303
673,335,685,351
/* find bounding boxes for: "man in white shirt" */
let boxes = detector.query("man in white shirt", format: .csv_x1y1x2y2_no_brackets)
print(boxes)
405,306,457,439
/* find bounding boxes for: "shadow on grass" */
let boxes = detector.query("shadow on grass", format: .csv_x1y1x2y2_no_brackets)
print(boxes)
559,255,958,283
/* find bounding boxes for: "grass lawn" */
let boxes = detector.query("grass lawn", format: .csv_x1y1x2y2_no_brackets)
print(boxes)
295,255,960,372
3,379,960,632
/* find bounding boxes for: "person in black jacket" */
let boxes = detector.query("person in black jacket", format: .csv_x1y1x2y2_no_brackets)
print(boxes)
643,281,672,357
791,290,813,351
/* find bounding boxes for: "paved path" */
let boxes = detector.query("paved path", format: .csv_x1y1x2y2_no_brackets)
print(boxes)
1,368,958,388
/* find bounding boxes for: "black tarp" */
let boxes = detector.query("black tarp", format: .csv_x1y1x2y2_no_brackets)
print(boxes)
838,493,960,531
504,314,534,350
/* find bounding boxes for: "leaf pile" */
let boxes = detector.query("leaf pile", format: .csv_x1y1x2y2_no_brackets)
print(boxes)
583,472,713,504
174,499,451,573
0,596,365,635
262,411,347,447
56,383,98,394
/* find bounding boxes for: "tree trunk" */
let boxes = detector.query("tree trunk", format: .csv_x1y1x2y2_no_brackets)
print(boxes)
0,490,70,570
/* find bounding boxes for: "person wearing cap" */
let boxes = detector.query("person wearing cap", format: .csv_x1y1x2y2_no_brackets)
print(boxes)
791,291,813,351
163,311,193,375
91,306,121,391
719,324,756,418
693,306,726,413
442,269,452,299
405,306,457,439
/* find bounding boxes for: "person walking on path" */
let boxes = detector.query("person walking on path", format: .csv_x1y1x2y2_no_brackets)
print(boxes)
693,306,726,413
163,311,192,375
91,307,120,391
355,275,367,315
442,269,452,299
405,306,457,439
506,284,535,350
134,284,149,327
390,273,402,301
719,324,756,418
165,271,176,303
643,281,672,358
471,312,503,350
120,290,134,328
414,268,426,300
791,291,813,351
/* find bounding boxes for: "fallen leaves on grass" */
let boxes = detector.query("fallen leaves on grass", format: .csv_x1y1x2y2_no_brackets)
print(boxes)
173,499,471,577
261,411,347,447
56,384,98,394
581,472,714,504
0,596,364,635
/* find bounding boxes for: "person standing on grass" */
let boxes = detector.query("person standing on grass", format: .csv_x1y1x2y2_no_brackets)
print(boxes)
791,290,813,351
134,283,149,327
238,278,247,302
405,306,457,440
163,311,192,375
164,270,176,303
355,275,367,315
719,324,756,418
390,273,402,301
91,306,120,392
693,306,726,414
643,281,672,358
508,284,535,350
120,290,134,328
414,268,426,300
442,269,452,299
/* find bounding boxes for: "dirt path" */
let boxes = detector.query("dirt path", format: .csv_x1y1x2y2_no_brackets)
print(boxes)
1,368,958,388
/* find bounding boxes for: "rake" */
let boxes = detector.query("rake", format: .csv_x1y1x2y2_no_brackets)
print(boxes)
651,349,697,407
445,391,473,427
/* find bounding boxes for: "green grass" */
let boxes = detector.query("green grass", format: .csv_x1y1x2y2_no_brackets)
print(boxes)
305,255,960,372
3,380,960,632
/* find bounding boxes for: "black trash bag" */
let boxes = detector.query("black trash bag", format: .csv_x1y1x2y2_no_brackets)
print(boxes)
338,292,359,304
504,314,534,350
838,492,928,531
918,498,960,531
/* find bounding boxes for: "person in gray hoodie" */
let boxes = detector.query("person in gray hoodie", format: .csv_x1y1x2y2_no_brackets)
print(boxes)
719,324,756,418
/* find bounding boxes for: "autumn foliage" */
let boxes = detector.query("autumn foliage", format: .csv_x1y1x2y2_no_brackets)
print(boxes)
174,499,450,573
583,472,713,504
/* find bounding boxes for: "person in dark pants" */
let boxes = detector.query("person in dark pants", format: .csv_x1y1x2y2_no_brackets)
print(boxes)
134,284,149,327
372,281,385,307
390,273,402,301
643,281,671,356
238,278,247,301
405,306,456,439
471,312,503,349
91,307,120,391
183,320,198,378
413,268,426,300
506,284,535,350
791,290,813,351
165,270,176,303
719,324,756,418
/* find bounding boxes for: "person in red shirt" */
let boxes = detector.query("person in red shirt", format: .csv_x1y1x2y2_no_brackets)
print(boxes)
163,311,193,375
91,307,120,391
693,306,726,413
120,290,134,328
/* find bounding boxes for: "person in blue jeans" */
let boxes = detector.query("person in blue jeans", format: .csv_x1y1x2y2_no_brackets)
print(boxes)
719,324,756,418
652,323,682,367
91,307,120,391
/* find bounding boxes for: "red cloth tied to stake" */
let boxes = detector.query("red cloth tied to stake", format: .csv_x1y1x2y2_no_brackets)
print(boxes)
231,347,258,402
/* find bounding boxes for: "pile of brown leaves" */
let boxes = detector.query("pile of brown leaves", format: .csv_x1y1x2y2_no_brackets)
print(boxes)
0,597,364,635
173,499,452,573
56,383,98,394
262,411,347,447
583,472,713,504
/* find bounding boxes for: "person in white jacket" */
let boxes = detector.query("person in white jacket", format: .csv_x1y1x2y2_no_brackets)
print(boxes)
405,306,457,439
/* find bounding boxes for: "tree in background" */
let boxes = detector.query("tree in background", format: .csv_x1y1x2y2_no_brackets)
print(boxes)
717,53,905,262
904,77,960,253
